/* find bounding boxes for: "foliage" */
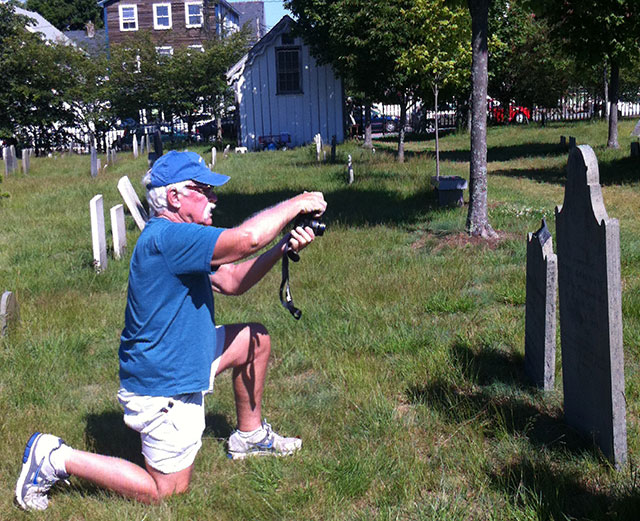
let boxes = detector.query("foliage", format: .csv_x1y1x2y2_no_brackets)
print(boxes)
489,0,572,109
24,0,103,31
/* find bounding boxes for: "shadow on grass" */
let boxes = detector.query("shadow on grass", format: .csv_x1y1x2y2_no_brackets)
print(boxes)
436,142,564,164
204,412,234,439
214,187,441,230
489,457,640,520
84,410,144,466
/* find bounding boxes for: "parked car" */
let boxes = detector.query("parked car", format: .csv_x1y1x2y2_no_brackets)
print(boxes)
196,116,237,142
353,108,400,133
488,98,531,124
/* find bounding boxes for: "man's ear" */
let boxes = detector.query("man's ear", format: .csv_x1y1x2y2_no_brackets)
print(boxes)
166,186,181,209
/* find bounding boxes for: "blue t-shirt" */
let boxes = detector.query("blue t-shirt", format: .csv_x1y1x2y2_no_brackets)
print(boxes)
119,217,225,396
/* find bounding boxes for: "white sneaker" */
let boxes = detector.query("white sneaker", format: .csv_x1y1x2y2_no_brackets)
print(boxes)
227,419,302,460
15,433,70,511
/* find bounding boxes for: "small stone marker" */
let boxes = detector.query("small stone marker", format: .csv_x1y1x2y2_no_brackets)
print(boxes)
90,146,98,177
9,145,16,172
314,133,322,162
430,176,468,207
153,130,163,157
347,154,354,185
211,146,216,167
524,219,557,391
555,144,627,468
560,136,567,148
117,175,149,231
145,134,151,154
223,144,230,158
630,119,640,137
132,134,139,158
21,149,30,174
90,194,108,272
2,147,9,176
110,204,127,260
331,135,336,162
0,290,19,336
569,136,576,149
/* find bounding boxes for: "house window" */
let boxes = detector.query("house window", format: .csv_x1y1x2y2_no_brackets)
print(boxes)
276,47,302,95
153,3,172,30
185,2,203,28
156,46,173,56
188,44,204,53
119,5,138,31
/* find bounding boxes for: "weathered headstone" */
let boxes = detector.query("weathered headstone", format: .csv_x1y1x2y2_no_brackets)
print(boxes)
90,146,98,177
560,136,567,148
569,136,576,149
211,146,216,167
631,119,640,138
21,149,30,174
314,133,322,162
139,135,145,155
153,130,163,157
524,219,557,391
110,204,127,260
145,134,151,154
347,154,354,185
0,290,19,336
630,142,639,157
110,148,117,164
132,134,139,158
90,194,108,272
555,144,627,468
223,144,230,158
2,147,9,176
430,176,468,207
331,135,336,162
117,175,149,231
9,145,17,173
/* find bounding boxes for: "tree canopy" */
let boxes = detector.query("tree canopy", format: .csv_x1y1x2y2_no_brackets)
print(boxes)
24,0,103,31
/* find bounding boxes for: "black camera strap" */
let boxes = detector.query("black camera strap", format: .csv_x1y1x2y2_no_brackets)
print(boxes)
280,249,302,320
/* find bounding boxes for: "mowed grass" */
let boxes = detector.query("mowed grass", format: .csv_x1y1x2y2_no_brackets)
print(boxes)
1,119,640,520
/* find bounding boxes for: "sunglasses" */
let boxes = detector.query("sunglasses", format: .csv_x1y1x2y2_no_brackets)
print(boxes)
185,183,216,197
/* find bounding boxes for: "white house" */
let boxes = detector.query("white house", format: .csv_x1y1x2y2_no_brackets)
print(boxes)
227,15,344,151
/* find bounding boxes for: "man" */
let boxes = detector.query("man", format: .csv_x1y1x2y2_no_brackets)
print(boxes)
15,150,327,510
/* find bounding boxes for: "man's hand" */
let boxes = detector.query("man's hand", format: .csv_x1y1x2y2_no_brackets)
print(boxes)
288,225,316,254
294,191,327,217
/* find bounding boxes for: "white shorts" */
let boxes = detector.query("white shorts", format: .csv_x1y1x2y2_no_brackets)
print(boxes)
117,325,226,474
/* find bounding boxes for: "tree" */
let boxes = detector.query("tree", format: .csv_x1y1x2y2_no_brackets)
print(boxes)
399,0,471,177
25,0,103,31
286,0,418,161
466,0,497,238
533,0,640,148
489,0,572,119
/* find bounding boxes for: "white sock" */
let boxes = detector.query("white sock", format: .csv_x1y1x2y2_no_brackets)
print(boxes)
237,426,263,439
49,443,73,475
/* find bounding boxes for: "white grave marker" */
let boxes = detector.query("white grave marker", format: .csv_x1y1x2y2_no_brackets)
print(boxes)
110,204,127,260
90,195,108,272
117,175,149,231
133,134,139,158
1,290,19,336
211,146,216,167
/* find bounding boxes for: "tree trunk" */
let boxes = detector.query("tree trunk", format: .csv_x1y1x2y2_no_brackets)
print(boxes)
434,83,440,179
216,114,223,141
397,96,407,163
363,104,373,148
607,59,619,149
603,62,609,119
466,0,497,238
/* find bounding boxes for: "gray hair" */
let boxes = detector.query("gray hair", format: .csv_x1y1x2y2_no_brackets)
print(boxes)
141,170,191,215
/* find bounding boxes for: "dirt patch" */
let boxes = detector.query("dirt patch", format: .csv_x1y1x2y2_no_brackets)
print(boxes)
412,231,520,252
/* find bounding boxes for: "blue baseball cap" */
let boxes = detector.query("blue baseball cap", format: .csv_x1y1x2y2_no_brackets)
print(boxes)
148,150,230,188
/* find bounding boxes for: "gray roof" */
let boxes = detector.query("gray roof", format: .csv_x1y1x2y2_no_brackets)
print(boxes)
12,5,74,45
64,29,107,57
229,1,265,41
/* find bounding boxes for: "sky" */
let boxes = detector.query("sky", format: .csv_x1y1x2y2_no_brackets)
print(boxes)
232,0,292,30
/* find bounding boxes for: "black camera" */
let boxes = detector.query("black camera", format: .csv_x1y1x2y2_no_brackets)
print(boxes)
293,214,326,236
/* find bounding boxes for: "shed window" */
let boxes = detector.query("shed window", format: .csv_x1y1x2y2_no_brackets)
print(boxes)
153,3,172,29
276,47,302,95
119,5,138,31
185,2,203,28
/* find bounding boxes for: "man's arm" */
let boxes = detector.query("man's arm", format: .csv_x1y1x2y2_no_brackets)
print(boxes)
210,226,314,296
210,192,326,267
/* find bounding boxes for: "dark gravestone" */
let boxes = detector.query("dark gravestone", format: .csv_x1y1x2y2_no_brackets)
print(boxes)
524,219,557,391
90,146,98,177
560,136,567,148
630,142,640,157
555,145,627,468
1,291,19,336
569,136,576,149
153,130,163,157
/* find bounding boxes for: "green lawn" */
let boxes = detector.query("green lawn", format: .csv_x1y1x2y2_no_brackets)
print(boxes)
1,119,639,520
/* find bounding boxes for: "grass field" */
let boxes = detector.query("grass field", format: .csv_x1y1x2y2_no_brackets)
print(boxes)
1,119,639,520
